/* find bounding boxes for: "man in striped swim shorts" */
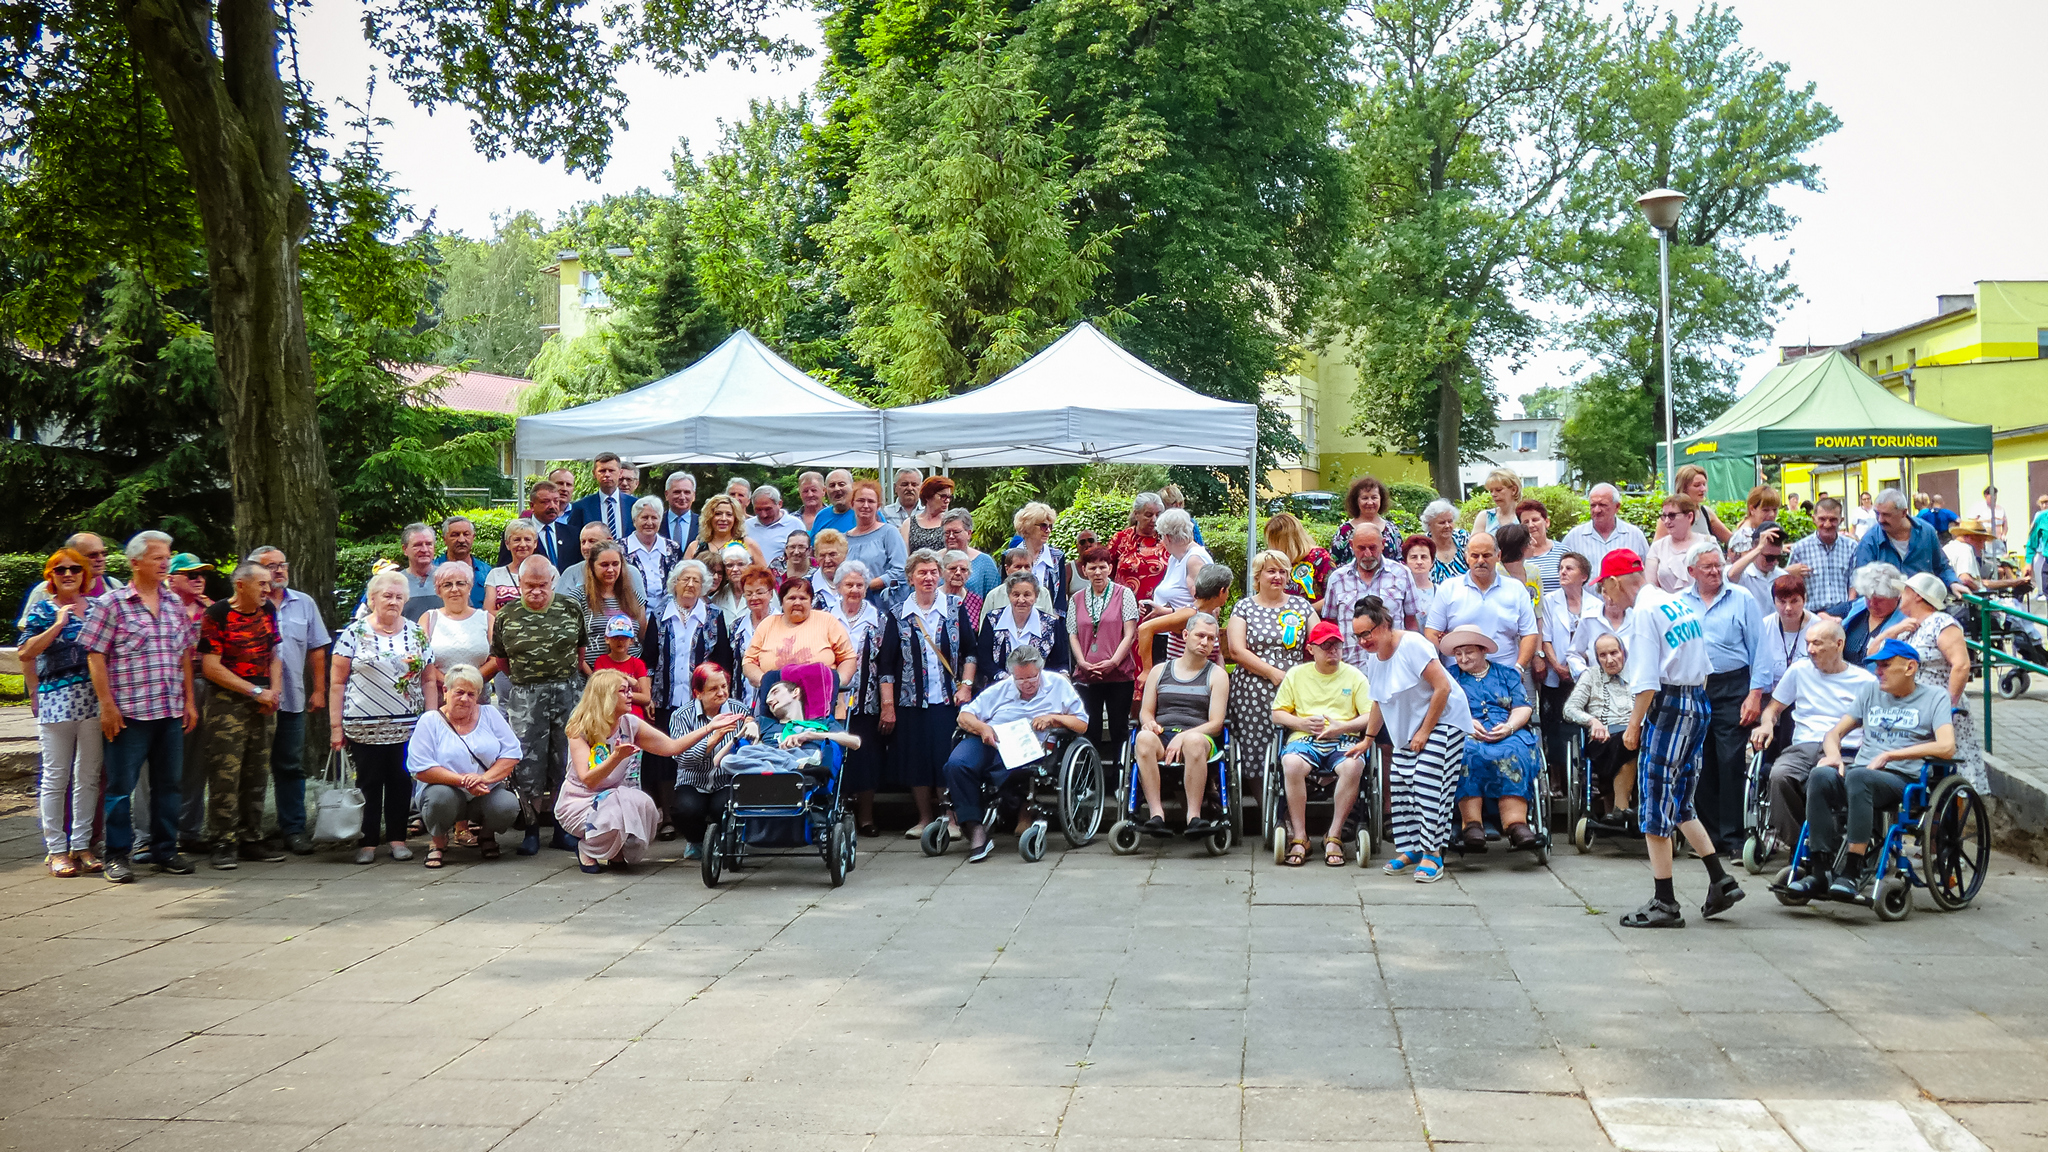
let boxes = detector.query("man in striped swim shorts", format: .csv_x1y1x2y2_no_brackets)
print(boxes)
1595,548,1745,928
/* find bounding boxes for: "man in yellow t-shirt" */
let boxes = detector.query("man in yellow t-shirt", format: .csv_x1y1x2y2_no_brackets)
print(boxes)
1271,620,1373,865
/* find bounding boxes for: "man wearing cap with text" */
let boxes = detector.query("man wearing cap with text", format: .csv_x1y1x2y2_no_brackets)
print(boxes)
1271,620,1374,867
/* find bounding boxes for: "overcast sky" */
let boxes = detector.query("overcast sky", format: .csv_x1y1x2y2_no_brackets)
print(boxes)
299,0,2048,405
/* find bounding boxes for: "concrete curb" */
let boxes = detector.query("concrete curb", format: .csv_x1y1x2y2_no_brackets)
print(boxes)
1985,750,2048,866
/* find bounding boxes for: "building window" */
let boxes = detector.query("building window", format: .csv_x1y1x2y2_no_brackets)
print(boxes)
1884,355,1893,373
579,270,610,309
1907,347,1915,367
2039,330,2047,359
1866,359,1877,375
1512,430,1538,452
1301,404,1317,454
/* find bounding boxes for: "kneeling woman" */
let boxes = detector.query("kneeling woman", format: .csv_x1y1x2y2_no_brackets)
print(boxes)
406,663,521,866
561,669,704,873
1132,613,1228,839
1357,596,1469,883
1441,626,1542,851
667,663,750,856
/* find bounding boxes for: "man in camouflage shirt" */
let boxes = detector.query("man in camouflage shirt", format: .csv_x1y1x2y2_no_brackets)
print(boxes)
490,556,586,854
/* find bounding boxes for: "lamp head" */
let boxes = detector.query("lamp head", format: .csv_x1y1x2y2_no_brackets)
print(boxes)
1636,187,1686,232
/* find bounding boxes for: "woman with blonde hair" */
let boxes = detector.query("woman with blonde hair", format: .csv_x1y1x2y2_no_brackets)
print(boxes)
559,668,695,872
330,568,434,864
684,493,766,567
1470,467,1522,535
1013,501,1068,613
1225,549,1314,763
1263,512,1334,604
484,519,539,612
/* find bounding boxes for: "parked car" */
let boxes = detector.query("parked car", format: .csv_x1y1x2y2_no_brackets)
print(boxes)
1277,490,1336,517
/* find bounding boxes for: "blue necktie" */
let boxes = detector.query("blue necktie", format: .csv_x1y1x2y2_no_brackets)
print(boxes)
604,494,619,539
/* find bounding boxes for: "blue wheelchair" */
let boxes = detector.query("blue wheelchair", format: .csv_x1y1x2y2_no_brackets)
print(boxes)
1107,726,1238,856
699,669,857,889
1771,760,1989,921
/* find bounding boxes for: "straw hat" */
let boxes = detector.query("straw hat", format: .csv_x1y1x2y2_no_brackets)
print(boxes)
1951,517,1993,539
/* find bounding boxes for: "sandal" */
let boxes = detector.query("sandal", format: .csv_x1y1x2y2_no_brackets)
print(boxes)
1323,838,1347,867
1382,850,1419,876
479,838,501,861
1283,837,1309,866
46,853,78,878
1414,854,1445,883
424,848,445,869
451,825,478,848
75,850,104,874
1619,898,1686,929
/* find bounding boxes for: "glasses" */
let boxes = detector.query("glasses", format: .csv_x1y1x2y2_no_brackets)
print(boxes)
80,550,106,560
51,565,84,575
1660,511,1685,520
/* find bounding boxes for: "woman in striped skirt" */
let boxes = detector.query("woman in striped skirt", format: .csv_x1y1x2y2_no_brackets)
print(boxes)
1355,595,1469,884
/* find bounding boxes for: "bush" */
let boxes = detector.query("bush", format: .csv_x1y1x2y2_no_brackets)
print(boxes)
1458,484,1590,537
1386,480,1440,519
0,553,134,628
1196,516,1247,586
1051,490,1138,555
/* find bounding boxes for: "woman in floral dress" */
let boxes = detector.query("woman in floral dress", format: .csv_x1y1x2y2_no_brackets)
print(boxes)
1225,550,1315,776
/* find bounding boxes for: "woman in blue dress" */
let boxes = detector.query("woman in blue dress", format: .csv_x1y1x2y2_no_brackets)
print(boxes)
1439,625,1540,853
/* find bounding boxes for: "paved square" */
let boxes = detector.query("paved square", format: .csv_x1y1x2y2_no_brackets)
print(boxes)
3,812,2046,1150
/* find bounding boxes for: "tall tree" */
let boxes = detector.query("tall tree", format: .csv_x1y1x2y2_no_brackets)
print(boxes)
431,212,554,377
1545,3,1837,485
1333,0,1609,493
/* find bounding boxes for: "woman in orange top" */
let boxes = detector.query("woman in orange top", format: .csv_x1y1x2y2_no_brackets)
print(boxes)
743,575,858,695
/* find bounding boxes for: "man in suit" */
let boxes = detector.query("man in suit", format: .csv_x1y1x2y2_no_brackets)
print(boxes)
661,470,699,551
567,452,632,542
499,479,572,568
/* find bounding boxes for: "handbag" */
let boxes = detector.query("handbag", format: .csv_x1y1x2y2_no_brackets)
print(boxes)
311,747,366,844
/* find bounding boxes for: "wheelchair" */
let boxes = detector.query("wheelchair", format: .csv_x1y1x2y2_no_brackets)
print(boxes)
1258,731,1384,867
921,729,1105,862
1448,750,1555,868
699,670,857,890
1770,760,1990,921
1567,724,1651,854
1740,747,1781,875
1958,586,2048,699
1107,726,1238,856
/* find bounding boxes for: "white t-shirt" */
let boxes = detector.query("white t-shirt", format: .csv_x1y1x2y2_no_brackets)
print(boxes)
1425,571,1539,667
962,670,1087,730
405,705,522,778
1623,586,1709,694
1770,658,1874,748
1364,631,1472,747
1848,504,1878,540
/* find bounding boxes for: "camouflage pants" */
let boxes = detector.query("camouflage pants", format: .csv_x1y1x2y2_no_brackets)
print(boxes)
203,689,276,844
504,678,580,807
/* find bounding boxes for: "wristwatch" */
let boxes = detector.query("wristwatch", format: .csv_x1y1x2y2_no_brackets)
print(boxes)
248,683,263,698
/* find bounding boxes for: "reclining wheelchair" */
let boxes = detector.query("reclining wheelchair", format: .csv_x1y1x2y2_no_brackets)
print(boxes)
921,728,1106,862
1771,758,1989,921
1107,726,1240,856
698,666,858,889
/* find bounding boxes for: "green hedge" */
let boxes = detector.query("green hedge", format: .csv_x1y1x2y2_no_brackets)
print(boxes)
0,554,133,631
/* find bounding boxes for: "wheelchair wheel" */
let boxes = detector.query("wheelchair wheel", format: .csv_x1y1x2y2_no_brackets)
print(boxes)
1205,824,1231,857
1571,817,1593,854
1057,739,1105,849
1018,821,1048,863
699,818,724,889
1772,865,1809,907
1561,734,1585,830
1873,874,1913,922
920,819,951,857
1354,829,1371,868
1922,775,1990,911
1228,751,1248,848
1109,820,1141,855
1999,668,2030,699
1741,833,1767,876
1258,736,1283,844
1270,826,1286,865
826,820,852,888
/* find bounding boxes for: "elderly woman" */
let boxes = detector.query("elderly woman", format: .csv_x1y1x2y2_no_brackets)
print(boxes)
903,476,954,555
979,571,1071,684
685,493,766,568
1332,474,1402,567
830,559,886,835
485,519,540,612
405,663,519,865
569,542,645,670
942,509,1002,601
1644,494,1700,593
647,558,733,835
1358,594,1470,883
1132,612,1229,838
422,561,493,689
1069,544,1141,755
881,549,979,838
1422,500,1469,584
560,669,689,872
942,550,983,623
1666,464,1732,544
666,662,752,855
20,549,101,876
1876,572,1985,790
1012,502,1068,613
1227,550,1313,770
1470,467,1522,535
1839,562,1906,664
847,478,908,609
1110,492,1168,602
1402,535,1438,620
811,529,849,606
725,566,779,698
1154,509,1212,616
745,576,858,691
1266,512,1334,603
330,569,434,864
1442,625,1541,852
1562,632,1638,822
709,543,753,619
627,496,682,613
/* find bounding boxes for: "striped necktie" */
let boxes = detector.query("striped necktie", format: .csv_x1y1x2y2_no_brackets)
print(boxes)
604,494,619,539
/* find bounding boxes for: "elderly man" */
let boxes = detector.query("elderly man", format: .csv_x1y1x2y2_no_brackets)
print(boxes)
197,562,286,870
944,643,1088,862
490,555,586,855
1851,488,1963,594
724,476,753,504
568,452,633,541
356,523,439,621
1751,618,1874,853
883,467,924,526
1677,541,1770,858
1560,483,1650,577
555,522,650,599
661,471,699,549
501,478,570,567
439,516,491,608
1783,638,1957,900
1835,562,1908,665
1425,533,1539,670
81,531,198,883
813,470,858,538
1788,498,1855,611
1323,523,1419,666
248,546,329,854
1271,620,1373,867
18,530,125,627
749,484,802,566
794,472,828,531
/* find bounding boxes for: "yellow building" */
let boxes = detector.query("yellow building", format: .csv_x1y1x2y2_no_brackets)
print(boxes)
1263,336,1432,495
538,248,633,341
1791,282,2048,530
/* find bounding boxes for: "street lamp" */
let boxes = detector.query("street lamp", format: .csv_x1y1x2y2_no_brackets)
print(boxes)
1636,187,1685,494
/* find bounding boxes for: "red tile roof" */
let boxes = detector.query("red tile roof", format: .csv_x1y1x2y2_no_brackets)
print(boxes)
394,363,530,415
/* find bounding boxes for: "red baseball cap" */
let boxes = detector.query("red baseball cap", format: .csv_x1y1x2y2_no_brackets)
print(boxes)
1595,548,1644,583
1306,620,1344,647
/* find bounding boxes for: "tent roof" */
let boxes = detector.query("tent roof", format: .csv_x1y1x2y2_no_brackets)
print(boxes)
1668,351,1992,463
513,330,882,467
879,323,1258,467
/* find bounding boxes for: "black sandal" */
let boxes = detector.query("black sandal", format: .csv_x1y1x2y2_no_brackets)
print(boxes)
423,848,445,869
1619,898,1686,929
478,839,500,861
859,823,882,839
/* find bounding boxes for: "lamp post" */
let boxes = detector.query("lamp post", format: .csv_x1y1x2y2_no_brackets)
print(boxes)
1636,188,1686,494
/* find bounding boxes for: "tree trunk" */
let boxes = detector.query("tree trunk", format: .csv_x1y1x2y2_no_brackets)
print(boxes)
119,0,338,625
1433,362,1462,497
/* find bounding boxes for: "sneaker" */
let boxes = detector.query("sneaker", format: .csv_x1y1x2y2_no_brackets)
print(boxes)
284,833,316,856
1700,875,1745,919
153,853,195,875
210,844,239,870
104,856,135,883
129,846,155,865
1827,865,1869,902
238,841,286,863
682,843,701,860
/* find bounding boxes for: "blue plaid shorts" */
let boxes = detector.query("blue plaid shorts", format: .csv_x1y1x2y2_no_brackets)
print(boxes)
1638,685,1710,838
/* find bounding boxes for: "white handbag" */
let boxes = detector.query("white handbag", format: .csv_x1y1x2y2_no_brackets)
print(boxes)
311,748,366,844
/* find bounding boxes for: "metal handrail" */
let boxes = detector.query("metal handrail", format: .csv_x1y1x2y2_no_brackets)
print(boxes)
1957,590,2048,755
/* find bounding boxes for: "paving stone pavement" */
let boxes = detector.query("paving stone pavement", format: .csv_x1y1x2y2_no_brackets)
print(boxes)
2,809,2045,1152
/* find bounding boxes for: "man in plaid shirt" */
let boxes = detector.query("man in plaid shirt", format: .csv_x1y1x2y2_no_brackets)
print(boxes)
1789,498,1857,613
1321,527,1419,669
80,530,199,883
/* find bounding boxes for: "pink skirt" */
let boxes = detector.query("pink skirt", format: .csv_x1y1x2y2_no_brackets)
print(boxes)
555,786,660,863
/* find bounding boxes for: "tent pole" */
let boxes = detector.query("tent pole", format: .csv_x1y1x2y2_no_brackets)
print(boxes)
1246,444,1259,590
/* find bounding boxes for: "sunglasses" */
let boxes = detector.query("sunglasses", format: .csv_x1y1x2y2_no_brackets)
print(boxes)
1660,511,1685,520
51,565,85,575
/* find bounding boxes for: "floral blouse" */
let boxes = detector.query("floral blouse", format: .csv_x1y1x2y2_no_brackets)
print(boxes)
334,618,432,744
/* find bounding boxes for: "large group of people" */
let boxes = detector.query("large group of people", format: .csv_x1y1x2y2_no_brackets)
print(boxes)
19,457,2028,931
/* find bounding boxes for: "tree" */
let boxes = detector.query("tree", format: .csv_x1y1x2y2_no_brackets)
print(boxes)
431,212,554,377
1544,3,1837,483
551,191,730,378
1332,0,1610,493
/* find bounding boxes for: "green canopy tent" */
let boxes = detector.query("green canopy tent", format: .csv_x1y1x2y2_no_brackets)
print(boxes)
1662,351,1994,501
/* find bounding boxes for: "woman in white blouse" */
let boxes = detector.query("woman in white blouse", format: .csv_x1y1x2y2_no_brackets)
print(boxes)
1151,509,1211,614
406,664,520,866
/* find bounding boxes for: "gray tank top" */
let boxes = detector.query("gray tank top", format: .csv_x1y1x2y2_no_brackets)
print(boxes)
1154,659,1215,730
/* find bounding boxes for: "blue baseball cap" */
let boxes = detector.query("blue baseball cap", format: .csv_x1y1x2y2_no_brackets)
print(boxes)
1864,637,1920,665
604,615,637,639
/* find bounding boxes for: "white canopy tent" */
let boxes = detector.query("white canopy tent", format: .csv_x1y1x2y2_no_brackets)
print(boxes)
880,322,1263,580
512,329,884,469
